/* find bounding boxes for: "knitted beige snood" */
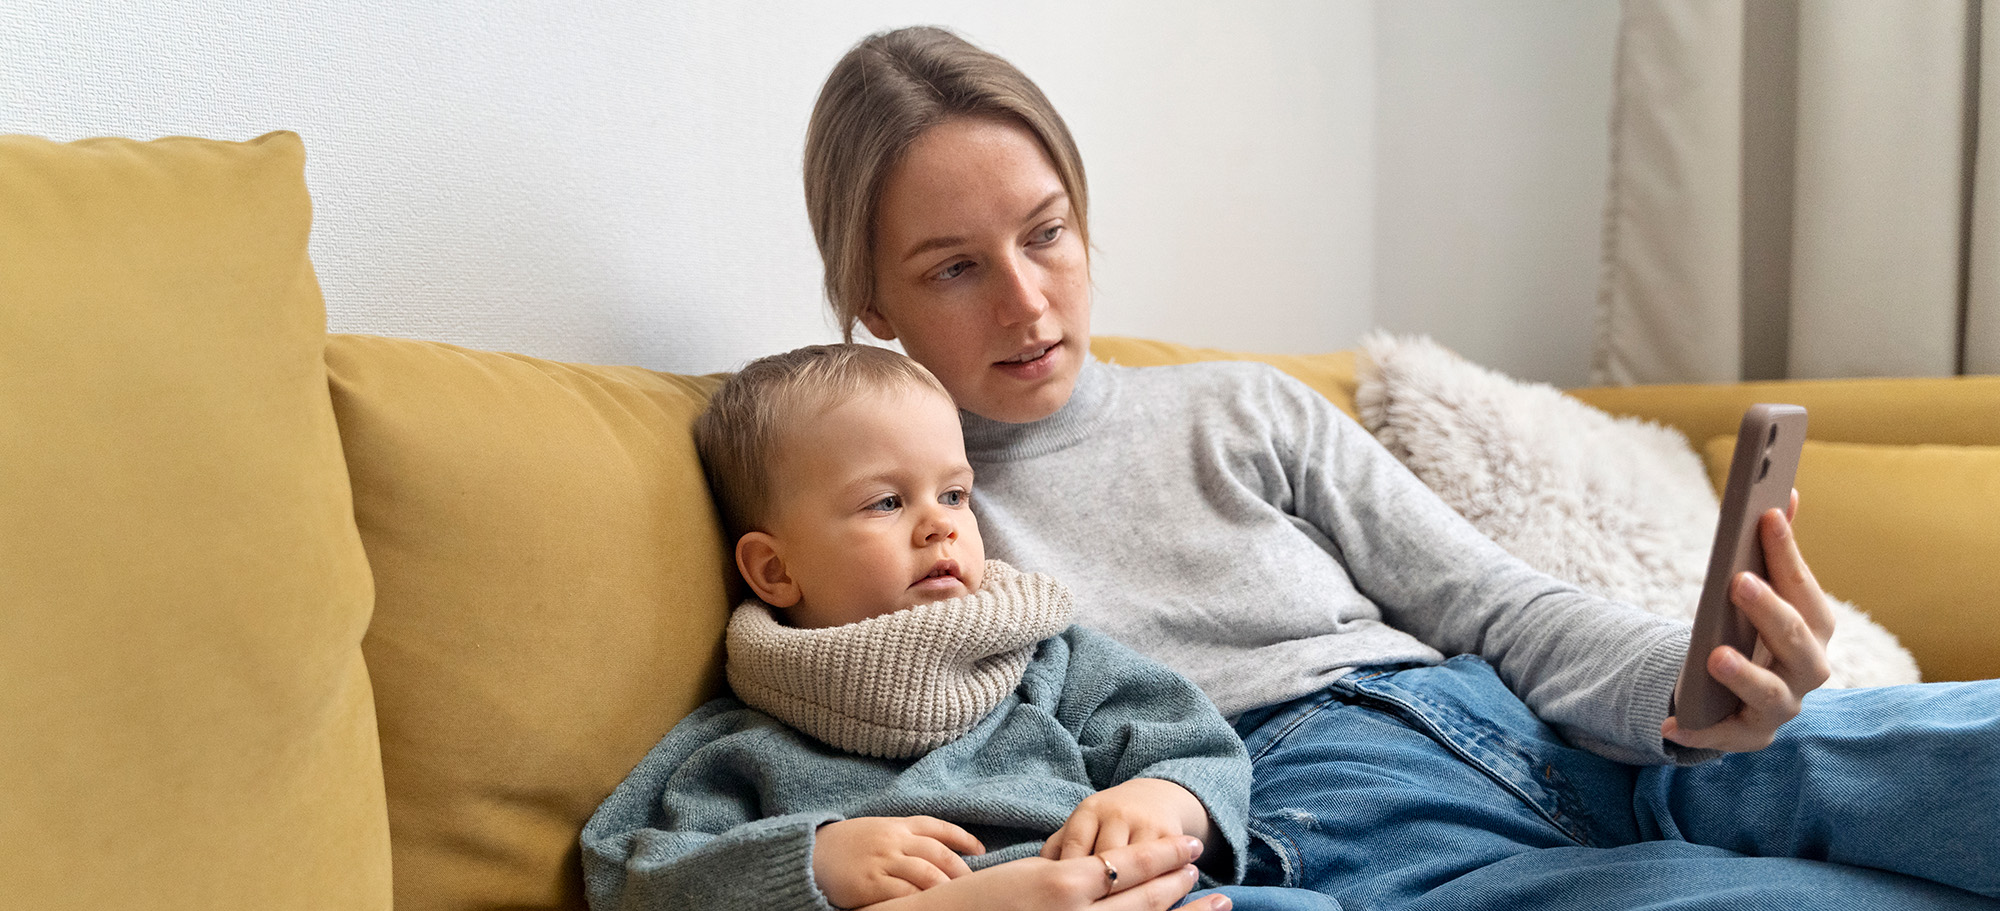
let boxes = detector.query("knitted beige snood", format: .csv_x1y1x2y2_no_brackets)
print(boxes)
725,559,1074,760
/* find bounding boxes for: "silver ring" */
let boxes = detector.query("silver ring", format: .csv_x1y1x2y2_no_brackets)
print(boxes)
1100,855,1119,889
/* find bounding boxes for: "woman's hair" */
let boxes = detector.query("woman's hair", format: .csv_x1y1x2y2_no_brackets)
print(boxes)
804,25,1089,341
694,343,951,541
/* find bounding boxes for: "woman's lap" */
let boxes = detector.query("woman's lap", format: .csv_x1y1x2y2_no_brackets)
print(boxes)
1235,656,2000,909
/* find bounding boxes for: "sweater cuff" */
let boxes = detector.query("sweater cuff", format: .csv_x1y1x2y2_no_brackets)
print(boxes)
684,813,842,911
1634,630,1723,767
1137,762,1253,886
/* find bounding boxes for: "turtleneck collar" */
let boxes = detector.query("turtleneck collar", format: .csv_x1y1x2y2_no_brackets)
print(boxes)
960,356,1118,461
724,560,1074,760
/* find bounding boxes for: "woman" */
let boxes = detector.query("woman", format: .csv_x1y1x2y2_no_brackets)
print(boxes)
800,26,2000,911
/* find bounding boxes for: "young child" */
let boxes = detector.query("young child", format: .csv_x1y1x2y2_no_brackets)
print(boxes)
580,345,1257,911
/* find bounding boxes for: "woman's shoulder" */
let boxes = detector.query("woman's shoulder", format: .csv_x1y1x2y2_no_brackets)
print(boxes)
1101,357,1344,428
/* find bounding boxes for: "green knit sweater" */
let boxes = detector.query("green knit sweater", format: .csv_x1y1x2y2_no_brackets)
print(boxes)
580,626,1251,911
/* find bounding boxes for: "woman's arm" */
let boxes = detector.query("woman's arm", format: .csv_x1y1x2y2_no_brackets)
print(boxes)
1265,372,1707,763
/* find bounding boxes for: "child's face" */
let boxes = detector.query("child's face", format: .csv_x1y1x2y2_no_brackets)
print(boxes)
740,384,985,629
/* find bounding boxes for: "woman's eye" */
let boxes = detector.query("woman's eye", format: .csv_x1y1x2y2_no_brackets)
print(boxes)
935,260,972,281
1034,224,1063,245
940,489,967,507
869,495,902,512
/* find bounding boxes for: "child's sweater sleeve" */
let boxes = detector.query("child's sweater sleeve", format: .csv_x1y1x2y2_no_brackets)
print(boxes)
1052,626,1254,885
579,700,842,911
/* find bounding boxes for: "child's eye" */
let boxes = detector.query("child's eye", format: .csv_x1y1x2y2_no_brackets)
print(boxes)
868,495,902,512
939,489,968,507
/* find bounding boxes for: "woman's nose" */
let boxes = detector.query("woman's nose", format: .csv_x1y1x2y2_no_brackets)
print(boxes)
990,252,1049,327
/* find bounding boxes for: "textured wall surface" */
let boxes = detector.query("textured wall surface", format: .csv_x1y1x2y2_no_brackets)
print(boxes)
4,1,1617,383
3,0,1373,374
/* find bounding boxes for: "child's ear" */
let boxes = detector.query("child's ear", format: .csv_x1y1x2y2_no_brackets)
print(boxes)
735,532,801,608
857,305,897,342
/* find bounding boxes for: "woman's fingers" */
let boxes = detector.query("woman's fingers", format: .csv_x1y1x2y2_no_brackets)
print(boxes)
1094,865,1201,910
1091,836,1202,903
1663,647,1787,751
1666,565,1831,752
1758,507,1836,642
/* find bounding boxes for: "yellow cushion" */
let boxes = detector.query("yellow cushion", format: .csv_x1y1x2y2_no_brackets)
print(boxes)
1091,336,1361,419
326,335,731,911
1573,374,2000,447
1702,437,2000,682
0,133,389,908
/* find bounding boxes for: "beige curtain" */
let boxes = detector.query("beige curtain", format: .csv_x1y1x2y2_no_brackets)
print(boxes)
1597,0,2000,384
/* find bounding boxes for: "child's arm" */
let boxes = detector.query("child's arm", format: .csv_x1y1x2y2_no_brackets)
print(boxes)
1041,627,1254,884
580,700,846,911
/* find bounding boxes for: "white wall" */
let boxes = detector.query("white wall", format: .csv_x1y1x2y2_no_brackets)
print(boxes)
1375,0,1622,388
3,1,1618,385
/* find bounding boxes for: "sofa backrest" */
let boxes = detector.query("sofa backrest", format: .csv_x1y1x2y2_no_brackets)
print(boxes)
2,132,391,910
326,335,730,911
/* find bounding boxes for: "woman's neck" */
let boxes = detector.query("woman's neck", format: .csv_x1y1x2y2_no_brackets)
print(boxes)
960,357,1116,460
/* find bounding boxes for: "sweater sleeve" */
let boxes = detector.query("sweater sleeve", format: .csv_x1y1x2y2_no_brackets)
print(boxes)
1262,372,1714,766
579,700,843,911
1050,626,1254,884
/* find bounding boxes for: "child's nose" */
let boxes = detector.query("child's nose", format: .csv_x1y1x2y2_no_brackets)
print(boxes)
915,508,956,545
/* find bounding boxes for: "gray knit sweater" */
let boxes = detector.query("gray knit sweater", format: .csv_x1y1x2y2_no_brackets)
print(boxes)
961,358,1702,766
580,625,1251,911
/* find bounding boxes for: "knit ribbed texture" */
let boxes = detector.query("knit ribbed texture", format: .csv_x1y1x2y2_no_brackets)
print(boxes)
962,358,1703,766
726,560,1073,759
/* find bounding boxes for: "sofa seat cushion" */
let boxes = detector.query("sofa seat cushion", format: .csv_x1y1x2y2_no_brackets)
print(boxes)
1703,437,2000,683
0,132,389,909
326,335,729,911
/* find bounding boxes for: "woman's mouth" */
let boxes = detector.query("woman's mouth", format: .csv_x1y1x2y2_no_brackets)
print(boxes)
995,341,1059,379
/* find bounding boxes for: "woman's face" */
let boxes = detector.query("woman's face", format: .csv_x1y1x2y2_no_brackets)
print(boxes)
862,117,1091,424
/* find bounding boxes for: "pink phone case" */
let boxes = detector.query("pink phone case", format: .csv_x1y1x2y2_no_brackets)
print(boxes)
1674,403,1808,730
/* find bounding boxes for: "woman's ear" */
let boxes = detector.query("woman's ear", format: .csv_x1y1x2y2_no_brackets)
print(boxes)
857,304,897,342
735,532,801,608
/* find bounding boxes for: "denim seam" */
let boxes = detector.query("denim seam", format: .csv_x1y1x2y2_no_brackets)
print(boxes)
1344,678,1593,847
1245,689,1343,765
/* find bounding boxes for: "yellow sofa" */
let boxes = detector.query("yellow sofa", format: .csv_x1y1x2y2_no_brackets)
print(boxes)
5,133,1995,911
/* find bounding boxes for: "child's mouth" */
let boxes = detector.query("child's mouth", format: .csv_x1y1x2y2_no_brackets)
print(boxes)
912,559,963,590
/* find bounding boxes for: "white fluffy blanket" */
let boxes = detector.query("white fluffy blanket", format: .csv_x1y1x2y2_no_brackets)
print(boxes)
1354,333,1918,688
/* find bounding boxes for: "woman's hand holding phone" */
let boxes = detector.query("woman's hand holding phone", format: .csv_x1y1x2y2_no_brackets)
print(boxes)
1663,489,1838,752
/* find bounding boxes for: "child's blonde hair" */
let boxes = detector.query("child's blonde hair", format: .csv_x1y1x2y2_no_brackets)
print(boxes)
695,344,952,540
803,25,1090,341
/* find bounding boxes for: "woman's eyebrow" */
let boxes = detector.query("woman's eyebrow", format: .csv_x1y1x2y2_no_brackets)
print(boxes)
899,191,1068,263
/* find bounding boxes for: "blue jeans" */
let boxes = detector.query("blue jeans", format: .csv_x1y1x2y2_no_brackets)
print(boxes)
1231,655,2000,910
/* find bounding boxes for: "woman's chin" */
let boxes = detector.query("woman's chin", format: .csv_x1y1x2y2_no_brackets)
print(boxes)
970,376,1074,423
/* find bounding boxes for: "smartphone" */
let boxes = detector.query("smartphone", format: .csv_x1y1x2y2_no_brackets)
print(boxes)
1673,403,1808,730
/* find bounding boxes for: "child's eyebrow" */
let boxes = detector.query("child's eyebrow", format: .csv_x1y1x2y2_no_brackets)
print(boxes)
840,465,974,494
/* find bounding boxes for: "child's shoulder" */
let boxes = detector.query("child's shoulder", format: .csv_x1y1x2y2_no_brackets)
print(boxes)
1023,624,1194,694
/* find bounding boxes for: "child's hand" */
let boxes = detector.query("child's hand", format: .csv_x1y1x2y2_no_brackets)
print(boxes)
813,816,986,909
1041,778,1211,862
